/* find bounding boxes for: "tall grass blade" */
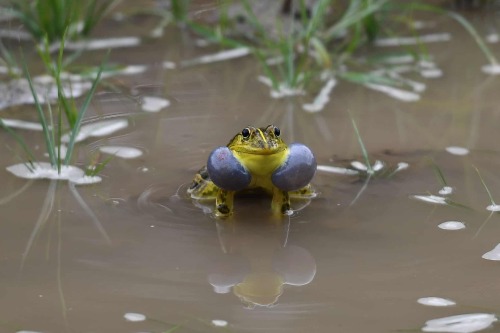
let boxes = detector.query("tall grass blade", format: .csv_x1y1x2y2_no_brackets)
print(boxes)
350,116,373,173
474,166,497,205
63,53,107,165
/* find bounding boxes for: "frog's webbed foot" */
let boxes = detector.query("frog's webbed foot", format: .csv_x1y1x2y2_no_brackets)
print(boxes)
216,189,235,217
272,143,316,192
207,146,251,217
272,189,291,215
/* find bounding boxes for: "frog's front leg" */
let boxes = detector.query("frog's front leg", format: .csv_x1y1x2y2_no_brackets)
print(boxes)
271,188,291,215
215,189,235,217
207,146,251,217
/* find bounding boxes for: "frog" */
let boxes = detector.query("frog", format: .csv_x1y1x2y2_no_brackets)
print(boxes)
188,125,317,217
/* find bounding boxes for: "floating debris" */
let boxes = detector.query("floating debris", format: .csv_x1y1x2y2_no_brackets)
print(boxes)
101,65,148,78
420,68,443,78
486,204,500,212
181,47,251,67
350,160,385,174
422,313,497,333
257,76,306,98
439,186,453,195
445,146,470,156
302,78,337,113
438,221,465,230
61,119,129,143
0,118,43,131
351,161,368,171
316,165,359,175
481,64,500,75
418,297,456,307
99,146,143,159
482,243,500,261
162,61,177,70
394,162,409,173
375,33,451,47
365,83,420,102
71,175,102,185
411,195,447,205
211,319,228,327
123,312,147,322
64,37,141,51
141,96,170,112
486,33,499,44
379,54,415,65
4,162,98,184
15,331,42,333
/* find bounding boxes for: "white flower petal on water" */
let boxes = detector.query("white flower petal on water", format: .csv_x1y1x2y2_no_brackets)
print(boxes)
0,118,43,131
445,146,470,156
211,319,228,327
351,161,368,171
316,165,359,175
162,61,177,69
6,162,84,181
411,195,447,205
420,68,443,78
438,221,465,231
486,204,500,212
71,175,102,185
481,64,500,75
372,160,385,172
394,162,409,173
62,119,129,143
16,331,42,333
99,146,143,159
375,33,451,47
124,312,146,322
141,96,170,112
365,83,420,102
482,243,500,261
302,78,337,113
181,47,250,66
422,313,497,333
486,33,499,44
418,297,456,307
64,37,140,51
439,186,453,195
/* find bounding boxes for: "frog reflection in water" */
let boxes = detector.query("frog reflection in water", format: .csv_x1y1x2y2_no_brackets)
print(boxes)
188,125,317,217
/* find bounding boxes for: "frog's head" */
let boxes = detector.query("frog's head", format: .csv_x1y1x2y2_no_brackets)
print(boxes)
228,125,287,155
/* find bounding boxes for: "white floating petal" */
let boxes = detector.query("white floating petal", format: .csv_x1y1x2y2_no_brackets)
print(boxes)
162,61,177,69
482,243,500,261
99,146,143,159
65,37,141,51
380,54,415,65
418,297,456,307
44,144,67,159
6,162,84,182
439,186,453,195
486,33,499,44
486,204,500,212
411,195,447,205
422,313,497,333
438,221,465,230
141,96,170,112
16,331,42,333
445,146,470,156
302,78,337,113
394,162,409,173
182,47,250,66
62,119,129,143
420,68,443,78
372,160,385,172
351,161,368,171
481,64,500,75
0,118,43,131
317,165,359,175
71,175,102,185
211,319,228,327
375,33,451,47
124,312,146,322
365,83,420,102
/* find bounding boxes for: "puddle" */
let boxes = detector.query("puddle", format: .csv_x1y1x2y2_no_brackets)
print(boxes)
2,3,500,333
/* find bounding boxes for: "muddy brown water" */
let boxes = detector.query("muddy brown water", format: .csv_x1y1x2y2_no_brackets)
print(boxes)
1,6,500,333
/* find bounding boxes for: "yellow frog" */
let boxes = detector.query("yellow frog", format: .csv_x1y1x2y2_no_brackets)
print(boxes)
188,125,316,217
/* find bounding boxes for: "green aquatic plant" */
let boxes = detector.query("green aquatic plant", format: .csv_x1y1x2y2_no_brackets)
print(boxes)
5,0,118,43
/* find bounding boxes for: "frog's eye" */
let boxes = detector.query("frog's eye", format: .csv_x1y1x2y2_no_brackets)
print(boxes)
241,127,251,139
273,126,281,137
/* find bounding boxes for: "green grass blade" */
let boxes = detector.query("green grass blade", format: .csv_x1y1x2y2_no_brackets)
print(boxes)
23,61,57,167
0,118,36,168
64,54,107,165
350,116,373,173
474,166,496,205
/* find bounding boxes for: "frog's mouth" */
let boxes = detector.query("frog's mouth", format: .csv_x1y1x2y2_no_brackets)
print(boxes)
232,146,287,155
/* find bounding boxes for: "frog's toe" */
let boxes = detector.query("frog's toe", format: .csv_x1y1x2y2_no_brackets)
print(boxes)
207,146,251,191
272,143,316,191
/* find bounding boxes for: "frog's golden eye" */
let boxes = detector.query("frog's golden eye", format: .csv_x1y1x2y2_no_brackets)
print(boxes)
241,127,251,139
273,126,281,137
